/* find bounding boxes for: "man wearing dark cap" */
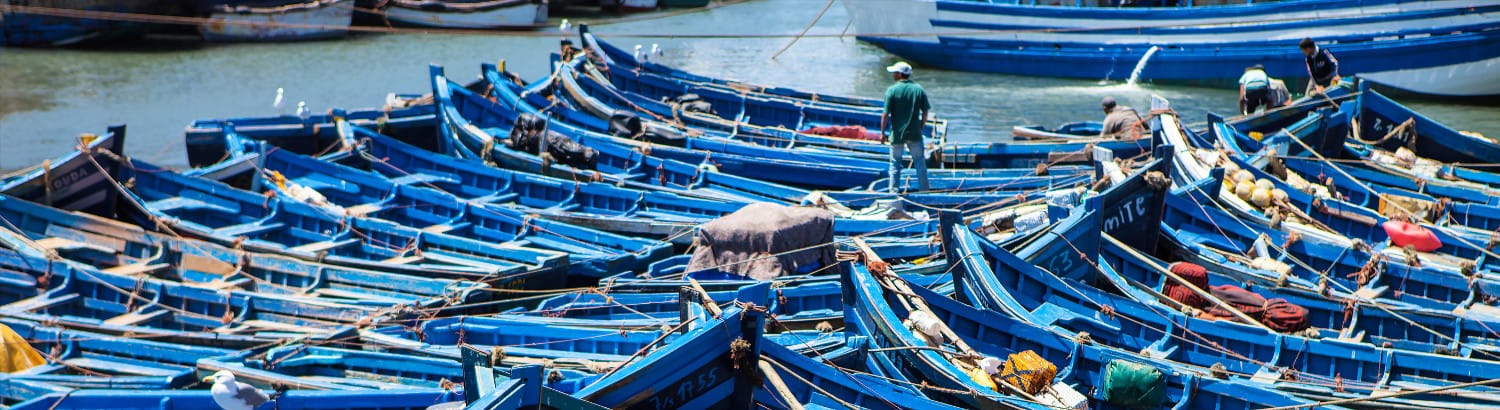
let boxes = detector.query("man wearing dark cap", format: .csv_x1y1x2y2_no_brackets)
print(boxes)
1300,37,1340,94
1099,96,1146,140
1239,64,1271,115
880,61,930,193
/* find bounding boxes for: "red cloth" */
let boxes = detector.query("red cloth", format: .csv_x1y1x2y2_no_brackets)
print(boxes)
1382,220,1442,252
801,125,882,141
1164,262,1211,309
1262,298,1311,332
1207,285,1267,320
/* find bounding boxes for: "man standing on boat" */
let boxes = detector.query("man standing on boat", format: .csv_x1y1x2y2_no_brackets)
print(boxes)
1239,64,1271,115
1300,37,1340,95
1099,96,1146,140
881,61,930,193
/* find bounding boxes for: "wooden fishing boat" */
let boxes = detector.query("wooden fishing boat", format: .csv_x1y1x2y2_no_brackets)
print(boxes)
115,156,570,286
462,63,1071,210
361,314,668,365
198,0,353,41
580,24,884,107
1011,121,1102,140
10,389,464,410
548,283,767,408
0,193,492,312
846,248,1334,409
0,125,126,218
0,318,235,390
208,137,673,280
0,0,183,47
497,64,892,190
527,273,863,330
947,164,1500,407
1156,105,1500,292
382,0,545,29
0,247,364,349
198,344,484,390
561,46,895,156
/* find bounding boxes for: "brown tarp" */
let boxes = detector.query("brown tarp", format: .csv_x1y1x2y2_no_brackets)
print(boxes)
686,203,836,281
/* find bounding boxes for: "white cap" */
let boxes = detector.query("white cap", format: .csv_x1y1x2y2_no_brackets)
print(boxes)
886,61,913,75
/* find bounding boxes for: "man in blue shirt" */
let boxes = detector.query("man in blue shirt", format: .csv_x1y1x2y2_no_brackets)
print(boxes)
880,61,931,193
1300,37,1340,94
1239,64,1271,115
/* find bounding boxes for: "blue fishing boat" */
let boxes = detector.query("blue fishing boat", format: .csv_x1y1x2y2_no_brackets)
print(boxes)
559,61,894,156
845,1,1500,96
549,283,768,408
460,358,605,410
494,65,893,190
198,344,478,390
382,0,546,29
0,193,492,312
183,103,437,171
459,63,1070,210
1157,107,1500,286
845,250,1335,409
0,247,364,348
0,318,234,390
210,137,673,280
947,166,1500,407
206,117,940,243
115,156,570,286
197,0,353,41
361,314,670,365
1011,121,1102,140
0,125,126,218
527,274,862,330
565,48,943,145
580,25,884,108
0,1,182,47
11,389,464,410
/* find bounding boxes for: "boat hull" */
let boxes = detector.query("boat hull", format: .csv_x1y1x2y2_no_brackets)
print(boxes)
0,0,177,47
384,0,544,29
200,0,353,41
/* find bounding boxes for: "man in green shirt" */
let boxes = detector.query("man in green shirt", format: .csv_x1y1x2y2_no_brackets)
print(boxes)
880,61,931,193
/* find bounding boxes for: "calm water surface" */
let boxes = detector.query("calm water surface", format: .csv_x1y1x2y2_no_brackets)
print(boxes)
3,0,1498,170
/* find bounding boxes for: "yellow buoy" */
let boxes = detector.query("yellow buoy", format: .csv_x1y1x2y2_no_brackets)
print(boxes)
1251,189,1273,208
1235,180,1255,200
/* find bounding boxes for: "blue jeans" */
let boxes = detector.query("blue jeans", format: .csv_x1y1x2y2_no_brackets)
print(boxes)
889,139,929,193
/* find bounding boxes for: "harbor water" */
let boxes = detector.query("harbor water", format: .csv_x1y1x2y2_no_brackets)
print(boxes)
3,0,1498,171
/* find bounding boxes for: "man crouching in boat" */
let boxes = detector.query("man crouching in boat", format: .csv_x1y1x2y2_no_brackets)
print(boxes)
1099,96,1147,140
881,61,931,193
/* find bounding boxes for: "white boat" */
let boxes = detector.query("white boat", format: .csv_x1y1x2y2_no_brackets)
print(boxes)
200,0,353,42
384,0,546,29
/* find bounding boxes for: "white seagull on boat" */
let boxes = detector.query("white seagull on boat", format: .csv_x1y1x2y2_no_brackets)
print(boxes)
206,370,269,410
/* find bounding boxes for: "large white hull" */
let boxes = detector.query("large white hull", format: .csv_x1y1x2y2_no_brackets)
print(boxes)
1363,54,1500,97
844,0,1500,46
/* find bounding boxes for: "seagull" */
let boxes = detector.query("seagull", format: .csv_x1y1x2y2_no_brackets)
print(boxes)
559,19,571,32
273,88,285,114
296,101,309,119
633,44,644,62
650,43,660,56
206,370,270,410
